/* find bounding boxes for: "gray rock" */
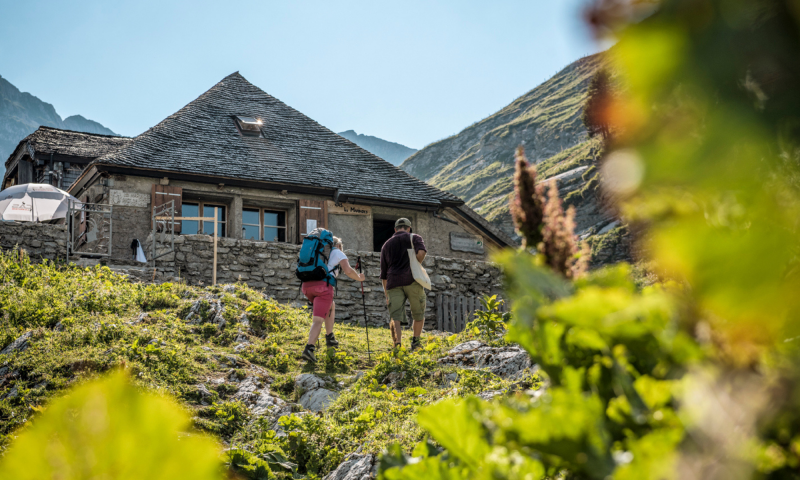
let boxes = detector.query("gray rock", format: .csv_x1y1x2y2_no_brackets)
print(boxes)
0,331,32,356
196,384,214,404
295,373,327,391
323,454,375,480
299,388,339,412
1,386,18,400
439,341,532,379
234,377,286,417
477,390,503,401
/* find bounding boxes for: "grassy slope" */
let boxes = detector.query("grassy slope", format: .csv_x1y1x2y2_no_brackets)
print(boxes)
399,54,606,239
0,251,535,478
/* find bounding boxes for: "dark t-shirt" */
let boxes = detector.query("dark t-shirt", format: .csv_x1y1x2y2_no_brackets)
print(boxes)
380,231,427,290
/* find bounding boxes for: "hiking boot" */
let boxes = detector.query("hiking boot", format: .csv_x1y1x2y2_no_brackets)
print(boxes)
410,337,422,353
325,332,339,348
301,344,317,363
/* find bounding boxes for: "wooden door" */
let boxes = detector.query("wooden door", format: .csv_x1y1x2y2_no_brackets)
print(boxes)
298,199,327,241
151,185,183,233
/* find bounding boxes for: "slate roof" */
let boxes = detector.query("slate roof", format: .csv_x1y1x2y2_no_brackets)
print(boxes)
4,127,132,168
92,72,462,207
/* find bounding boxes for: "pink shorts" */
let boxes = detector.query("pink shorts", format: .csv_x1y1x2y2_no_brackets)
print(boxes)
302,280,334,318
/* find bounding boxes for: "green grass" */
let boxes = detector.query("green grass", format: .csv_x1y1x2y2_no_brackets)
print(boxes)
0,249,534,478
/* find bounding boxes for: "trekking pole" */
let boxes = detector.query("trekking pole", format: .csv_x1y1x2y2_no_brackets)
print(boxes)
356,255,371,362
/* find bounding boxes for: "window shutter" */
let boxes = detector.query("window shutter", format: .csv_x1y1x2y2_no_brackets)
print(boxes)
151,185,183,233
298,200,327,240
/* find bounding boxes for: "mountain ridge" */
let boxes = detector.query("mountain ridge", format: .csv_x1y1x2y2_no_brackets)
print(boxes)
337,129,417,166
0,75,116,176
399,52,629,265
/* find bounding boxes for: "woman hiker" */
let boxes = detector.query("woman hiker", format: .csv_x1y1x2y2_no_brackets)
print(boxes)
301,236,365,363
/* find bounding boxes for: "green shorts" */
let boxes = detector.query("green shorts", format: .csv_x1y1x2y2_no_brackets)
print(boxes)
388,282,426,324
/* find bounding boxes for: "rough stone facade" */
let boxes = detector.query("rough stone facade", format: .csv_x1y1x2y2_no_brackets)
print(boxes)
0,221,67,261
151,234,504,329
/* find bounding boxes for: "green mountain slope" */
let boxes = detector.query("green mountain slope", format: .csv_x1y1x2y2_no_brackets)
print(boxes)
401,53,620,253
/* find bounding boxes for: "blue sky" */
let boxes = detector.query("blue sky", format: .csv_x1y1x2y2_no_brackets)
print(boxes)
0,0,602,149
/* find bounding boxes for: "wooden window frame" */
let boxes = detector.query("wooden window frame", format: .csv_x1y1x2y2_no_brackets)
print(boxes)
242,206,288,242
181,201,227,237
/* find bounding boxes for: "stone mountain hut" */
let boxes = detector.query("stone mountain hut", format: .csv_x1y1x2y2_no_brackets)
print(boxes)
2,72,514,261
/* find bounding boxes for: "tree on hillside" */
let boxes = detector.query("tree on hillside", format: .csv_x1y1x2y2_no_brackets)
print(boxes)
582,69,614,140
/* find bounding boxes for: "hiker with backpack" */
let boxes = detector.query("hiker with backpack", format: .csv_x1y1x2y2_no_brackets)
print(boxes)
296,229,365,363
380,218,431,352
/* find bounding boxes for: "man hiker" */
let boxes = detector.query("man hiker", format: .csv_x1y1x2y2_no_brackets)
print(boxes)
380,218,427,352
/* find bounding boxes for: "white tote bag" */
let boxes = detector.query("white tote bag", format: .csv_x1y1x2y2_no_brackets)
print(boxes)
408,234,432,290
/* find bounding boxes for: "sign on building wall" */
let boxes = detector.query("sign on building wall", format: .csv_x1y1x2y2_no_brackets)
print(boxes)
110,190,149,208
450,232,484,254
326,201,371,216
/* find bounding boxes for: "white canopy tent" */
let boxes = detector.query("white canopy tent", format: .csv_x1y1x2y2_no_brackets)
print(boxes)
0,183,82,222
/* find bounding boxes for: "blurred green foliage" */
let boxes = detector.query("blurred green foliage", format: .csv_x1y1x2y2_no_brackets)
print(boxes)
381,1,800,479
0,371,220,480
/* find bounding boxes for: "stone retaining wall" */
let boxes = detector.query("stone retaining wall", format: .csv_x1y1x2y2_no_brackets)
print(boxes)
0,221,66,261
0,220,505,330
152,235,504,329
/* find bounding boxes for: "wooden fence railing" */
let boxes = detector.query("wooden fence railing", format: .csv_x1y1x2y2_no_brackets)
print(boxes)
435,294,507,333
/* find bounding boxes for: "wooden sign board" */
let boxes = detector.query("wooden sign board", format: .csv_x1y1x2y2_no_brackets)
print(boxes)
326,201,371,216
450,232,484,254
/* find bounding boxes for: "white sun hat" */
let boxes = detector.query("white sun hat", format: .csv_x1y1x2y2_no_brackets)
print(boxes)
0,183,82,222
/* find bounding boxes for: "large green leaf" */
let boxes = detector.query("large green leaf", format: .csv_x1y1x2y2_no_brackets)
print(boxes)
0,371,221,480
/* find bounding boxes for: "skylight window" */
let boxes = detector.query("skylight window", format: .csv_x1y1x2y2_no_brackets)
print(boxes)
234,116,263,136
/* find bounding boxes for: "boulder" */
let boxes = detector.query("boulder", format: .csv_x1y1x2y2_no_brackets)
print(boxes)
234,377,286,417
0,331,32,356
294,373,338,412
439,341,532,380
295,373,327,391
323,454,376,480
299,388,338,412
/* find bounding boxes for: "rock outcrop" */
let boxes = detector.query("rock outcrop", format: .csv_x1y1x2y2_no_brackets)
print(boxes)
438,340,532,380
323,453,377,480
296,374,339,412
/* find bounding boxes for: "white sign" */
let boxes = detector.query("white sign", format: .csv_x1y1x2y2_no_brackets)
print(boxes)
306,219,317,233
450,232,484,254
110,190,149,208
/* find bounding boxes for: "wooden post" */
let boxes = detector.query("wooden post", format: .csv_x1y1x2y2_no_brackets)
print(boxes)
450,295,456,332
436,294,443,331
212,207,218,286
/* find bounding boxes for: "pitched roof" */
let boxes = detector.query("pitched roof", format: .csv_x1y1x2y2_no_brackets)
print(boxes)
453,204,518,247
92,72,462,207
4,127,131,168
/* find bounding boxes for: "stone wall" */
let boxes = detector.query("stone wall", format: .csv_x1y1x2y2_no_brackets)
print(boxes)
0,221,66,261
152,235,504,329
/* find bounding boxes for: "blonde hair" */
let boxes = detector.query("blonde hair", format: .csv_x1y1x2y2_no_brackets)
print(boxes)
333,236,343,249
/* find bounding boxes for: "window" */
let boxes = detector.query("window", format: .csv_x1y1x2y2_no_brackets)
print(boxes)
234,116,263,137
242,207,286,242
182,202,226,237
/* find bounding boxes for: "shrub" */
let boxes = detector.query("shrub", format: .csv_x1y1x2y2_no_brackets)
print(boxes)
464,295,509,341
140,283,181,310
246,299,293,334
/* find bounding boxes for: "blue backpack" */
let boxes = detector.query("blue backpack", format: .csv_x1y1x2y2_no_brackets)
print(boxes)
295,228,338,286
